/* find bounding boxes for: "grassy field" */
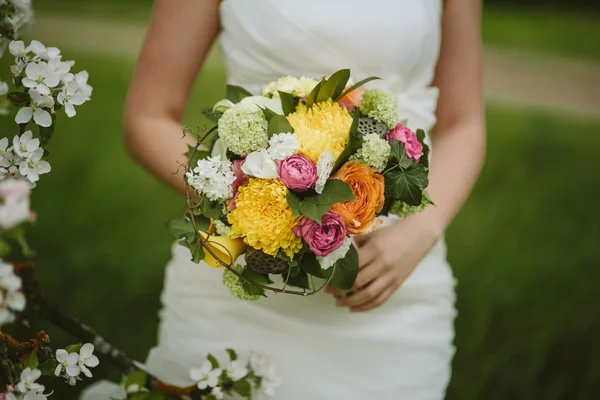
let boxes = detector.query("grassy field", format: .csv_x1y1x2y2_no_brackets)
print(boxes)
1,49,599,397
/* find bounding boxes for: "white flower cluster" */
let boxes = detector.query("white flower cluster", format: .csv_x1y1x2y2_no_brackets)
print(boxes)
0,0,34,51
54,343,100,386
188,351,281,399
267,132,299,161
0,177,30,229
186,155,236,202
0,133,50,184
0,260,25,326
1,367,51,400
9,39,92,126
262,76,319,98
315,151,335,194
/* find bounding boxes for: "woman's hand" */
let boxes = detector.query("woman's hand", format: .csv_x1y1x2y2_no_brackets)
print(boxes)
325,216,441,312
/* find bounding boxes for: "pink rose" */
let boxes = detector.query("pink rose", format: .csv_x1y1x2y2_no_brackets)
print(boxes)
229,159,248,210
293,211,347,257
278,154,318,191
387,123,424,162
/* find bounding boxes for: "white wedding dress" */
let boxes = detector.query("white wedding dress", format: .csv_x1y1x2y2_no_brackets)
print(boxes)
83,1,456,399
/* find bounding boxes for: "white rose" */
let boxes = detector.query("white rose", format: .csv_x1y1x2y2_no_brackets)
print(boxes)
241,149,278,179
240,95,283,115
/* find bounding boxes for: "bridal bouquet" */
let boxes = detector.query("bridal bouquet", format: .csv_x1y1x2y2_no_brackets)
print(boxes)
171,69,432,300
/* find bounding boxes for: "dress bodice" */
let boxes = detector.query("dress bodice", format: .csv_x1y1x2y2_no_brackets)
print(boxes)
219,0,443,131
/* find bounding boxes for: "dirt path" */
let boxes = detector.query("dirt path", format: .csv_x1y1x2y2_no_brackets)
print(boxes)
33,15,600,119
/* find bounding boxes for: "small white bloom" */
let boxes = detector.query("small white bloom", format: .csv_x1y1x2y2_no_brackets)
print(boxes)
0,179,30,229
249,352,272,378
28,41,60,62
0,137,10,159
225,361,248,381
0,261,22,292
317,236,352,270
9,40,29,57
22,386,50,400
315,151,335,194
19,148,51,183
74,70,92,100
78,343,99,378
2,391,18,400
11,58,28,76
6,291,26,312
48,57,72,80
15,89,54,128
241,149,278,179
189,361,222,390
185,155,235,202
239,95,283,115
54,349,81,378
211,386,224,400
267,133,299,161
248,351,281,397
126,384,140,394
16,368,42,393
57,81,88,117
22,62,60,95
0,81,9,96
261,366,282,397
0,150,23,176
12,131,39,159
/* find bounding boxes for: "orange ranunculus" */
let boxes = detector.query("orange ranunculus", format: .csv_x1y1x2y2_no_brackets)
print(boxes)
337,85,365,112
331,162,385,235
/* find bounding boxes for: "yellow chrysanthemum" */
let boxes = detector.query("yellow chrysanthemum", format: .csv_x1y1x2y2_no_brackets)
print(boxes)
286,99,352,162
228,178,302,258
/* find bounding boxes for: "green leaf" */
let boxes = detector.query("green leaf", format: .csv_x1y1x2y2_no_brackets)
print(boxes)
25,350,39,369
300,253,325,278
38,115,57,147
278,91,296,116
305,78,325,107
6,226,34,257
416,129,430,169
260,106,277,122
317,69,350,103
64,343,83,353
190,241,205,263
192,214,211,234
200,197,223,219
226,85,252,103
8,91,29,107
38,359,58,376
332,110,362,172
328,244,359,290
267,115,294,138
243,282,266,296
297,179,355,223
390,139,414,170
125,370,148,391
226,348,238,362
241,269,272,285
337,76,381,101
286,191,302,217
0,240,9,258
286,272,310,289
207,353,220,369
201,125,219,144
202,107,222,123
385,164,428,206
167,218,196,242
234,379,252,397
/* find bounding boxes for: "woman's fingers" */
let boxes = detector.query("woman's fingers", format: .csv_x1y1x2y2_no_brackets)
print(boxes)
352,261,383,290
350,285,396,312
336,273,389,308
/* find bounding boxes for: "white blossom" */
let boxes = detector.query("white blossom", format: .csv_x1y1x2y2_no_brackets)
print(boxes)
22,387,49,400
54,349,81,380
12,131,39,159
22,62,60,95
15,368,42,394
239,95,283,115
1,391,18,400
0,149,22,177
57,80,87,117
317,236,352,270
186,155,235,202
0,178,30,229
241,149,278,179
0,81,8,96
189,361,222,390
249,352,281,397
225,361,248,381
315,151,335,194
15,89,54,127
267,132,299,161
9,40,29,58
78,343,99,378
28,40,60,62
19,148,50,183
0,261,26,326
211,386,224,400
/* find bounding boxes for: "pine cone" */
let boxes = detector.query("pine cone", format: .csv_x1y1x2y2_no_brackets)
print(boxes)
245,247,288,275
357,116,389,138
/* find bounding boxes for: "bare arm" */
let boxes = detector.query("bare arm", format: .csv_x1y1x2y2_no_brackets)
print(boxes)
124,0,221,193
336,0,486,311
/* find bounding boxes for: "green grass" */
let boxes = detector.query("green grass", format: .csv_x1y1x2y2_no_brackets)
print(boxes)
482,5,600,60
1,53,600,398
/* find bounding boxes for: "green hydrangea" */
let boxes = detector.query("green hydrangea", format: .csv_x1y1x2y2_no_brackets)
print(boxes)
389,191,433,219
217,103,268,156
349,133,392,172
359,88,399,128
213,219,232,236
222,265,262,301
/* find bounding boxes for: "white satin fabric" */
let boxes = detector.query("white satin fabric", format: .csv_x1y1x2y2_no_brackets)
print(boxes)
82,1,456,399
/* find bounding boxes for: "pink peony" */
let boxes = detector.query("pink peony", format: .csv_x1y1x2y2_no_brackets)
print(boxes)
278,154,318,191
293,211,347,257
387,123,424,162
228,159,247,210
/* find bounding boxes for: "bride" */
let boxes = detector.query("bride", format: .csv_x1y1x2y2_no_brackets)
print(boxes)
86,0,484,399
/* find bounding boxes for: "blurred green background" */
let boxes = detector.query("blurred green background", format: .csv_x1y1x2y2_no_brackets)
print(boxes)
2,1,600,399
